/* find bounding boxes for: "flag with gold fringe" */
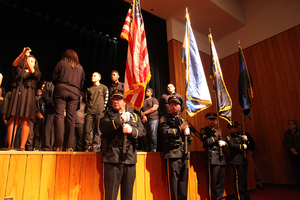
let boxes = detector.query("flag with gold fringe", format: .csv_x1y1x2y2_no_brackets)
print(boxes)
238,45,253,119
120,0,151,111
182,11,212,116
209,33,232,124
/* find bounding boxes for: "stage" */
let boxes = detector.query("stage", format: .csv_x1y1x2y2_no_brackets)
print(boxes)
0,151,255,200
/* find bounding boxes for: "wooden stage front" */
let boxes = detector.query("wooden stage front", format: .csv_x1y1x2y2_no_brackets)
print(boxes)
0,151,255,200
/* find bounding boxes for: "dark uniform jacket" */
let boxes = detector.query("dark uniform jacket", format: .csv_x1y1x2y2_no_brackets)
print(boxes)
100,109,146,164
284,128,300,156
159,113,193,159
227,133,249,166
201,126,226,165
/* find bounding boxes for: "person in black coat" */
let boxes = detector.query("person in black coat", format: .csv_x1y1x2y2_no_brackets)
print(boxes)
201,112,227,200
52,49,85,151
100,90,146,200
159,96,193,200
7,48,41,150
226,122,253,200
283,120,300,191
42,81,55,151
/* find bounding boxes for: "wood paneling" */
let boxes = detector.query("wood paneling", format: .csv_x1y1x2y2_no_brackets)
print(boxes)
167,25,300,185
6,155,27,199
0,154,10,199
23,154,42,200
0,151,255,200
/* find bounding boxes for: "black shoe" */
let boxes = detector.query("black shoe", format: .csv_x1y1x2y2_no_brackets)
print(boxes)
257,185,265,189
294,187,300,191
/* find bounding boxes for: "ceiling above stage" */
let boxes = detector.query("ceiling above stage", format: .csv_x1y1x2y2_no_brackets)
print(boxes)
3,0,246,41
124,0,246,40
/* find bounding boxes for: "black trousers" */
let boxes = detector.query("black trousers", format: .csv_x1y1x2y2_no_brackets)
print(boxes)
74,123,84,151
167,158,189,200
25,120,34,150
53,88,78,148
209,165,225,200
34,118,44,150
84,113,101,148
289,154,300,188
104,162,136,200
43,109,54,151
231,164,251,200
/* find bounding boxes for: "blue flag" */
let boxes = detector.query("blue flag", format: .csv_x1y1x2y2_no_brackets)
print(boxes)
182,12,212,117
209,33,232,124
238,46,253,119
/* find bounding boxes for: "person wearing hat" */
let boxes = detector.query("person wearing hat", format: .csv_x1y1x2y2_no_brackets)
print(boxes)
159,95,194,200
100,90,146,200
159,83,184,116
200,112,227,200
226,121,253,200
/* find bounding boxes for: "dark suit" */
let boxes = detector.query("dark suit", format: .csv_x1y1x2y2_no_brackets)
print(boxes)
284,128,300,189
201,126,226,200
100,109,146,200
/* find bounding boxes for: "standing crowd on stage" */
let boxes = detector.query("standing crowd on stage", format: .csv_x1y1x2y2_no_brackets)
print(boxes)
0,47,299,200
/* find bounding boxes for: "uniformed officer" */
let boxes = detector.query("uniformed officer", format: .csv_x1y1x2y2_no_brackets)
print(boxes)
200,112,227,200
100,90,146,200
159,96,193,200
226,121,253,200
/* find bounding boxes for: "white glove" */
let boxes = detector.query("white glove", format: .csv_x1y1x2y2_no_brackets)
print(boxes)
243,144,247,149
218,140,226,147
122,124,132,134
184,127,190,136
241,135,248,141
120,112,131,122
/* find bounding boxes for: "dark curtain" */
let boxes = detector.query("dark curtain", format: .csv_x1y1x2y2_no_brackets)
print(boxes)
0,0,169,100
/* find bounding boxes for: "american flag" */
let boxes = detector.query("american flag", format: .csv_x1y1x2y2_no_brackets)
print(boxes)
121,0,151,111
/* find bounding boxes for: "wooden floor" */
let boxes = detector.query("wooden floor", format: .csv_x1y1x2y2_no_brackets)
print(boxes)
0,151,255,200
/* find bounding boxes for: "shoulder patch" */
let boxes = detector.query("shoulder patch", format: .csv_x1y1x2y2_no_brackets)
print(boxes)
227,135,231,141
200,128,205,135
160,117,165,124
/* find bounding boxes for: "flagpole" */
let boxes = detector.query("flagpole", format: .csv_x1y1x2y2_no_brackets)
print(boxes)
238,41,250,159
242,109,247,159
210,28,223,157
184,7,189,159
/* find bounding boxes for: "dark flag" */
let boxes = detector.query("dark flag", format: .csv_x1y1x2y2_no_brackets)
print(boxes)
238,46,253,119
209,33,232,124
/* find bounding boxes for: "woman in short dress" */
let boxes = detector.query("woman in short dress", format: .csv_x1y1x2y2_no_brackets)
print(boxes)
7,48,41,150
